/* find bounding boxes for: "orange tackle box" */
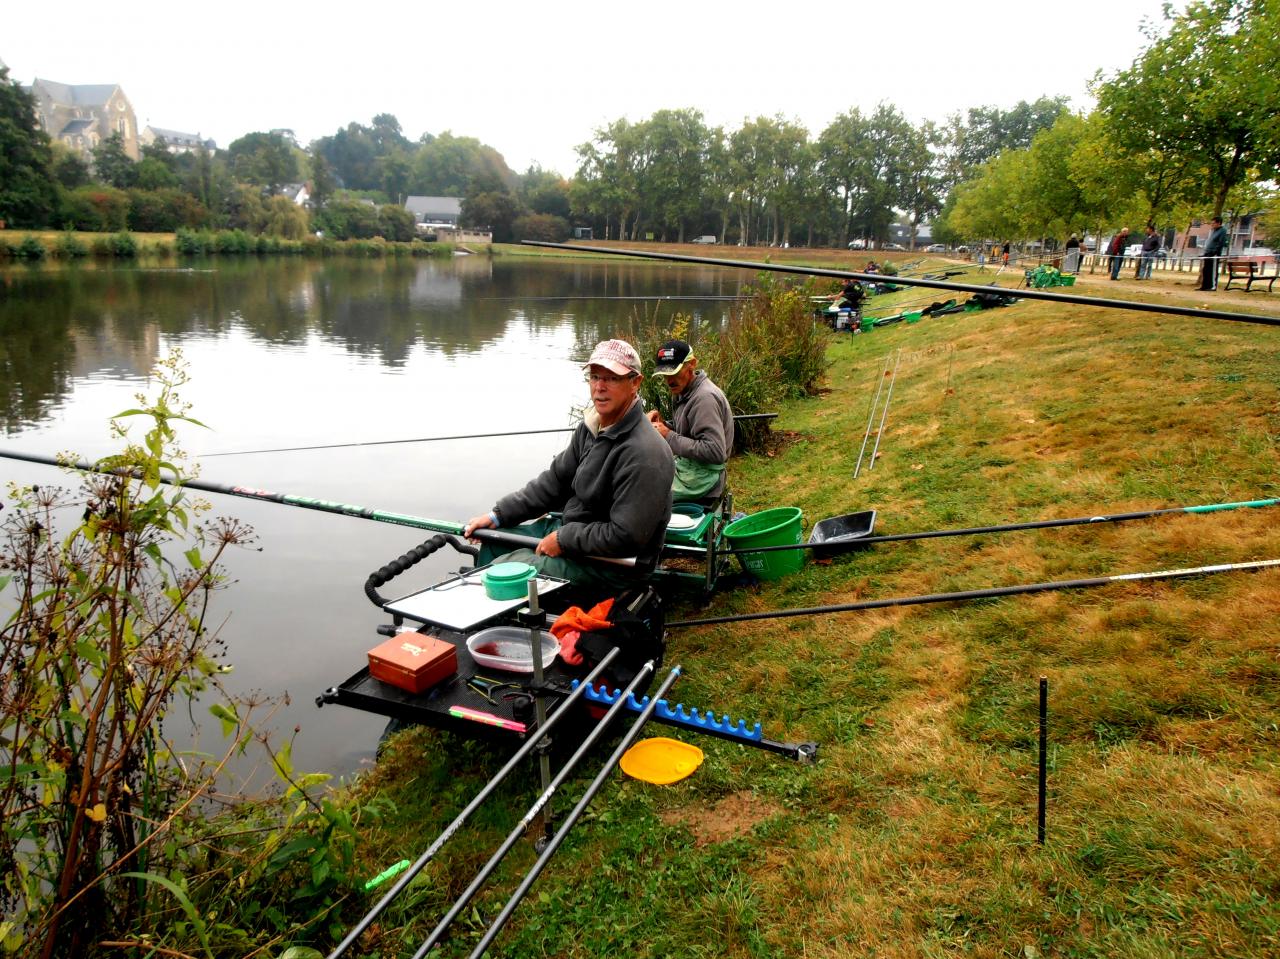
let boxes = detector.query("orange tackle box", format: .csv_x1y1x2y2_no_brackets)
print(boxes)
368,633,457,694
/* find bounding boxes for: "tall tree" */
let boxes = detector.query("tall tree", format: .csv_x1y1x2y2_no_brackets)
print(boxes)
938,96,1069,193
0,66,58,227
1095,0,1280,219
898,121,943,249
226,131,299,193
92,132,137,189
519,166,571,219
636,108,712,242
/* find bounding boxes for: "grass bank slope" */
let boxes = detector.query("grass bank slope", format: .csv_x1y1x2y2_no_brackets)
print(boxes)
351,277,1279,959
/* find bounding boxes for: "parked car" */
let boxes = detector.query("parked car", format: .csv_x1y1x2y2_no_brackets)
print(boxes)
691,235,718,244
848,239,867,250
883,242,906,251
955,245,971,253
925,243,946,253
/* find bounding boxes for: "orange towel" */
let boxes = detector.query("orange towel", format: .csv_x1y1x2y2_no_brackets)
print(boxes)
549,597,615,640
557,629,584,666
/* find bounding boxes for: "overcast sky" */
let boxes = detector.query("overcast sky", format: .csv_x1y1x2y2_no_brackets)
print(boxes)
5,0,1179,177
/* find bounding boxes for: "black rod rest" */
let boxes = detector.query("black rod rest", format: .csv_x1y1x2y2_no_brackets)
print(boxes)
364,533,477,607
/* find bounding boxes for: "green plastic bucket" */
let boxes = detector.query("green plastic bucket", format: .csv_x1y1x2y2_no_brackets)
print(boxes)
723,507,805,580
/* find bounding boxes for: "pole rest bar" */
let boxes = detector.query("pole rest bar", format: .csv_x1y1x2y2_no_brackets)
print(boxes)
569,680,819,762
572,680,763,740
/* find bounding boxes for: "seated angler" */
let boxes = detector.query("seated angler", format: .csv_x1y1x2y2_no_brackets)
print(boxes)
463,339,674,595
646,339,734,504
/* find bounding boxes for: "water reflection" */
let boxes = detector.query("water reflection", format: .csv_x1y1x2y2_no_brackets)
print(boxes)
1,257,742,433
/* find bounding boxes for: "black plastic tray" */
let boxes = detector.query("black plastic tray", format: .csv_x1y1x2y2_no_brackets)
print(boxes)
807,510,877,559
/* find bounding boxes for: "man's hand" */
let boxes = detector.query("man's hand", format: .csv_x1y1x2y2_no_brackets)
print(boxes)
463,513,495,540
536,529,562,557
647,409,670,438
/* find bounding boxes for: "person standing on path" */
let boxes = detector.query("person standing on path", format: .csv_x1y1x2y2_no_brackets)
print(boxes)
1199,216,1228,291
1137,226,1160,279
1064,234,1081,274
1107,228,1130,280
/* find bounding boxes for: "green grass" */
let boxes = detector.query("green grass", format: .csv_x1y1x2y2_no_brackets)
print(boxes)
328,271,1280,958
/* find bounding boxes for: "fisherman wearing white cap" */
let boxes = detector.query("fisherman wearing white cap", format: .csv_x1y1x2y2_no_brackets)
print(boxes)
464,338,674,591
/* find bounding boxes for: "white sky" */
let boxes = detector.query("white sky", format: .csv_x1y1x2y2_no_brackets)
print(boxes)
4,0,1179,178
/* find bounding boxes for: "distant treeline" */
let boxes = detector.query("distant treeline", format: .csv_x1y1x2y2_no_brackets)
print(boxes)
1,2,1275,251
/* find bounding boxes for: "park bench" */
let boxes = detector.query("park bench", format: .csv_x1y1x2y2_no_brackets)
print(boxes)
1223,260,1278,293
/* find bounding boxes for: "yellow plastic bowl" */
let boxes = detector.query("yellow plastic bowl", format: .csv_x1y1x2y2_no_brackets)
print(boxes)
619,737,705,785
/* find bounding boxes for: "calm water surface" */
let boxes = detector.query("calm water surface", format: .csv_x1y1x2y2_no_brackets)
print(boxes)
0,255,746,783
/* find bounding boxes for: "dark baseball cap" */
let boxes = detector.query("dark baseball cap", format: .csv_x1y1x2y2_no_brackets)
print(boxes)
654,340,693,376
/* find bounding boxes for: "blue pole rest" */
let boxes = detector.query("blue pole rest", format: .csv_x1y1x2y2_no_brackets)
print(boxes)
571,679,764,741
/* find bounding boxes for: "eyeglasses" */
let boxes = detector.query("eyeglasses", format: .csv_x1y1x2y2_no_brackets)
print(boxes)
585,372,636,385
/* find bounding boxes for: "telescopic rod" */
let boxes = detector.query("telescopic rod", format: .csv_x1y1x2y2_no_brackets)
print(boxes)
522,241,1280,329
464,665,684,959
326,648,622,959
410,661,663,959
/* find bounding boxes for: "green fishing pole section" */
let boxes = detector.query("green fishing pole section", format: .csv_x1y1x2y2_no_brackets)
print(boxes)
523,241,1280,329
0,448,466,536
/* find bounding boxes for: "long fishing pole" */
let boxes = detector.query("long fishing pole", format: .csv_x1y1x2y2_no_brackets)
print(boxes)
669,559,1280,628
661,496,1280,559
409,661,668,959
0,448,635,566
463,665,684,959
326,647,623,959
202,413,779,458
473,295,742,301
523,242,1280,328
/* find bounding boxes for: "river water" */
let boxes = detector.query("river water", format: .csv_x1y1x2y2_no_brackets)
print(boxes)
0,254,745,784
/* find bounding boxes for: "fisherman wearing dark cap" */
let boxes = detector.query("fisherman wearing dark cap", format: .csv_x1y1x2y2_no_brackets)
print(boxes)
648,339,734,502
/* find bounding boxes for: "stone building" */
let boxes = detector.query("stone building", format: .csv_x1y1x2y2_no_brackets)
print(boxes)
28,78,140,161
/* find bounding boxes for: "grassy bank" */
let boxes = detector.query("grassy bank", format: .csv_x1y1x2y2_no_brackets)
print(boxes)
337,270,1279,958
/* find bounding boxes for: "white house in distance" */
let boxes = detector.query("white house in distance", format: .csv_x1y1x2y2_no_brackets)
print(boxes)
405,195,462,229
404,195,491,244
140,125,216,154
279,183,310,206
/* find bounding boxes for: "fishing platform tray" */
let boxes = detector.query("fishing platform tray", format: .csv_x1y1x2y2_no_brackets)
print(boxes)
317,510,815,761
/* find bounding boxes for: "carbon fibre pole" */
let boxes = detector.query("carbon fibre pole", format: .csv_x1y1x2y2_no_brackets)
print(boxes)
659,496,1280,559
522,241,1280,328
669,559,1280,628
409,662,667,959
464,665,684,959
0,448,636,566
200,414,778,457
325,648,622,959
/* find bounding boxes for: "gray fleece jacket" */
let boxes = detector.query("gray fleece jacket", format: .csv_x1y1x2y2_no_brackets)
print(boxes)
493,398,674,570
667,370,733,492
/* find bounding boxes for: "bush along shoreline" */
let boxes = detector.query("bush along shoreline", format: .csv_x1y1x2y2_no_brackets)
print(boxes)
0,229,462,260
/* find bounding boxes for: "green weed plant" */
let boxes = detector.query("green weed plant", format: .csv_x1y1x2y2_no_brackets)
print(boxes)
0,355,373,958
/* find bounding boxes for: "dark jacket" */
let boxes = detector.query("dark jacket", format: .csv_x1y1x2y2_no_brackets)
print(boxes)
1141,233,1160,254
1205,225,1228,258
494,399,673,570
